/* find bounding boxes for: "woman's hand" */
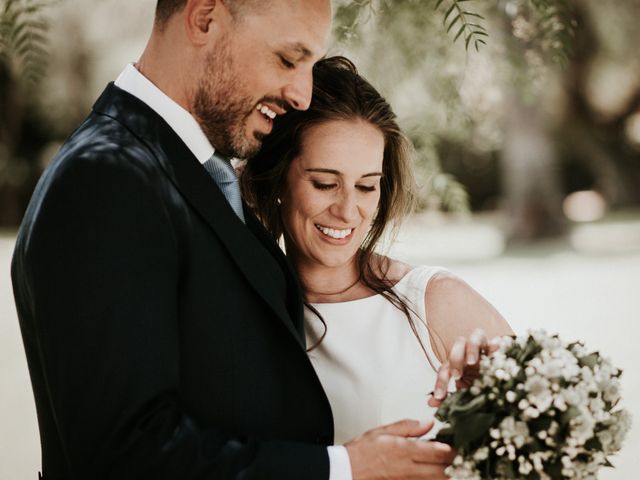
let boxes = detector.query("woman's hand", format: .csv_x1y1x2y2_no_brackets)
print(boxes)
428,328,500,408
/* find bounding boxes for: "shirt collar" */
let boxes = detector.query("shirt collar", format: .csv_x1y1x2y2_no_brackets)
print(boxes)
114,63,214,164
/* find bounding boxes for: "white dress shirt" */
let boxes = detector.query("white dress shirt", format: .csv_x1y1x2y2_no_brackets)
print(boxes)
114,64,352,480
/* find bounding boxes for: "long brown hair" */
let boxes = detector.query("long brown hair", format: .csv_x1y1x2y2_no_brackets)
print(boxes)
242,56,436,369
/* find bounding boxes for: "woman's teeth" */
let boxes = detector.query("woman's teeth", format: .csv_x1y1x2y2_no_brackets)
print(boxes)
315,224,353,239
256,103,277,120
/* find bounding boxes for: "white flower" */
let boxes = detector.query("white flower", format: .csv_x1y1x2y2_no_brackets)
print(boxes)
499,417,530,448
597,429,614,451
473,447,489,461
570,409,596,446
602,378,621,404
562,385,589,408
518,456,533,475
600,410,633,453
553,394,568,411
523,406,540,419
524,375,553,412
588,397,606,419
446,457,482,480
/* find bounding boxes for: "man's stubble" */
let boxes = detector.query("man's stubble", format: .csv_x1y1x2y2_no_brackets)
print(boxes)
193,36,263,159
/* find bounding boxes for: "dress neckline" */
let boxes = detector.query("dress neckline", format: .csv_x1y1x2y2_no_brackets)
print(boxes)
308,266,418,307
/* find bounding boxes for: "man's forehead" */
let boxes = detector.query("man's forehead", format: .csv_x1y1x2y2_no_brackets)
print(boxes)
260,0,331,55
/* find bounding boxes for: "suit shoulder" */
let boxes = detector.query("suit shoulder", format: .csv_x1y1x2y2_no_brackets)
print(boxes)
64,113,155,165
43,113,166,190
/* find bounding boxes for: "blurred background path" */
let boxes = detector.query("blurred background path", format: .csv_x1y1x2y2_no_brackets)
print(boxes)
3,214,639,479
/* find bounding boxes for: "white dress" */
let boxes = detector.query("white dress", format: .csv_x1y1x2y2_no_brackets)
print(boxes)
305,266,444,444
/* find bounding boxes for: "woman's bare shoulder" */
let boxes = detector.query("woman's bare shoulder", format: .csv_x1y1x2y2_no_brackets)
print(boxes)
373,255,414,284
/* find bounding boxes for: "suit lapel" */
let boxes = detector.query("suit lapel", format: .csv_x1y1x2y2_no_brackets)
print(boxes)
92,84,305,348
245,211,306,343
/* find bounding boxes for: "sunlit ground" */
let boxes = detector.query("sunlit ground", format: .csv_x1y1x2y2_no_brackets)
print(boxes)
2,211,639,479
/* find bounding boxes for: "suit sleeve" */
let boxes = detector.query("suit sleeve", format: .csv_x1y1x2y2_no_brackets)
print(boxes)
24,153,330,480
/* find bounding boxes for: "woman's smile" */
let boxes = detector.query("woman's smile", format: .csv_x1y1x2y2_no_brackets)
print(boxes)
314,223,355,241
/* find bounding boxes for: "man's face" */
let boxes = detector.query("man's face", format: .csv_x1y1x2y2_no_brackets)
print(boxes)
193,0,332,159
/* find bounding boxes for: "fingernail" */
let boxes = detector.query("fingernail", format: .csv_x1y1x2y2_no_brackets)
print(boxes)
419,419,434,429
467,354,477,365
434,442,453,451
434,388,445,400
451,369,461,380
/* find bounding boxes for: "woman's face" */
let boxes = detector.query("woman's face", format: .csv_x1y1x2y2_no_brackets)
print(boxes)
281,119,385,269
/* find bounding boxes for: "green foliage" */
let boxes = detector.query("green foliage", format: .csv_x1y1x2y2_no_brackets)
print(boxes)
334,0,578,65
333,0,376,43
434,0,488,52
528,0,578,67
427,172,471,213
0,0,55,85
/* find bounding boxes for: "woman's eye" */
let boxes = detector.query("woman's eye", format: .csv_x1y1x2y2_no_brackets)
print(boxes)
357,185,377,192
312,181,336,191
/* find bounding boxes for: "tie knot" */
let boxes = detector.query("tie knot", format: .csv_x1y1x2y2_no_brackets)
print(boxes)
202,153,245,223
205,153,237,184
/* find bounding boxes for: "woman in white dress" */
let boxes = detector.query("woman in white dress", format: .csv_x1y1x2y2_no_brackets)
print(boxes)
243,57,513,448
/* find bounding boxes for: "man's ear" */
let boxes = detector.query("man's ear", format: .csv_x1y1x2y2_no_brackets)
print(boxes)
183,0,229,46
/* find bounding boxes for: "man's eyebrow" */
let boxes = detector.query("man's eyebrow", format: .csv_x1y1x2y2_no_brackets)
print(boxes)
283,42,313,60
305,168,383,178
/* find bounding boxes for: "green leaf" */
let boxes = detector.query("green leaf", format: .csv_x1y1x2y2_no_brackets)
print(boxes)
463,11,485,19
449,393,487,416
544,460,563,478
529,415,553,432
585,436,603,451
453,24,465,42
465,33,473,50
443,3,457,26
452,412,496,448
579,353,599,369
447,14,461,33
434,426,455,445
496,458,516,478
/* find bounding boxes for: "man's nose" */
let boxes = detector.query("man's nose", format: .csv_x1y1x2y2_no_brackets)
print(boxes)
282,68,313,111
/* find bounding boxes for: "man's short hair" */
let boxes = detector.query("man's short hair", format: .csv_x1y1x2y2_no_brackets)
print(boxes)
155,0,264,29
155,0,187,28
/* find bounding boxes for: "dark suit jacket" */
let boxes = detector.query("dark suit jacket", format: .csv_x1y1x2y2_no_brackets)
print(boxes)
11,84,334,480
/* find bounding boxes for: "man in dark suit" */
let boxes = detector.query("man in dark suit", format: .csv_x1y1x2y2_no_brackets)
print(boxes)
11,1,455,479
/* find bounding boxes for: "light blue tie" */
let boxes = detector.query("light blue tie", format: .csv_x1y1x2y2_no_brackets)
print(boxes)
203,153,245,223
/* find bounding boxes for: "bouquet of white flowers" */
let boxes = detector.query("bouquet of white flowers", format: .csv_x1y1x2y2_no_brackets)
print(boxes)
434,330,631,480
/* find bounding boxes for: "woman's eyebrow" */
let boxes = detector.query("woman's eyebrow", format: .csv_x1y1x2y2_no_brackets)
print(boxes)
305,168,340,175
305,168,383,178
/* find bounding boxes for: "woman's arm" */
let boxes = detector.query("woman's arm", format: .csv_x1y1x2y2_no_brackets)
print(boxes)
424,271,514,406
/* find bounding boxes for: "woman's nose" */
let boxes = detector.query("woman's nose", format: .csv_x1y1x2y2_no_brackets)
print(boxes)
330,190,360,224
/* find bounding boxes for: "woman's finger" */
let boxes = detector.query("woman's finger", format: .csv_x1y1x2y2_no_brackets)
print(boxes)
430,362,451,404
448,337,467,380
466,328,488,365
